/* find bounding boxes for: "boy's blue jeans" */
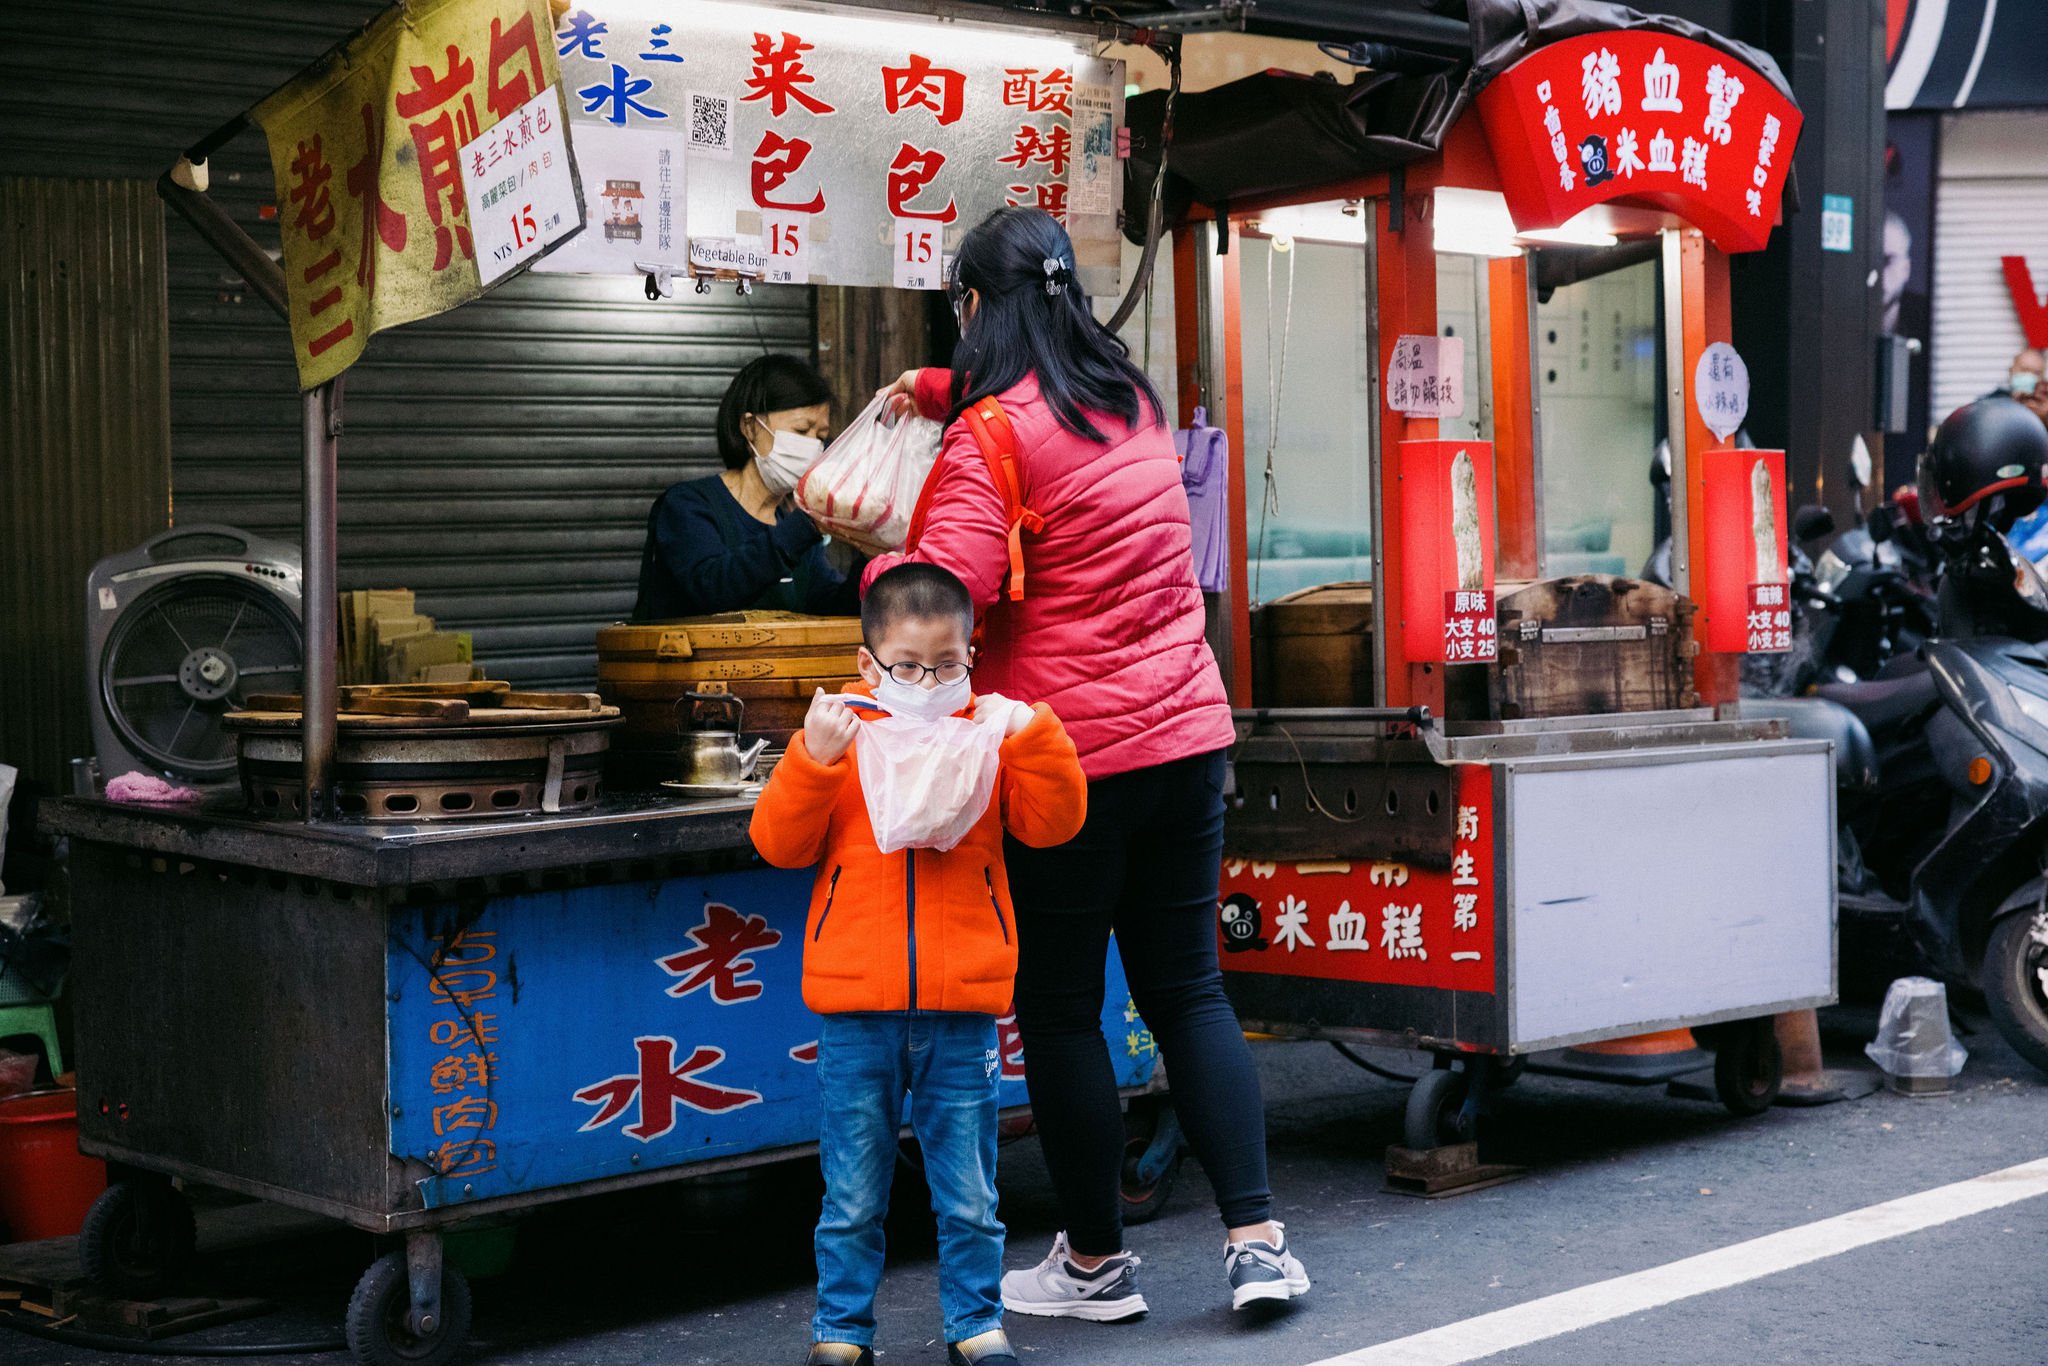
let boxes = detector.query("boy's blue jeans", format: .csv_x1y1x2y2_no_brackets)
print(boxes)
814,1011,1004,1347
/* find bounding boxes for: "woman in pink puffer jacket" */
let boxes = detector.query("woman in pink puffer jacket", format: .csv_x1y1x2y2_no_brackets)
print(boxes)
865,208,1309,1321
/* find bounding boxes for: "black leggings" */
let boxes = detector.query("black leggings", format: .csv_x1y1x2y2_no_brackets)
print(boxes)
1005,749,1272,1256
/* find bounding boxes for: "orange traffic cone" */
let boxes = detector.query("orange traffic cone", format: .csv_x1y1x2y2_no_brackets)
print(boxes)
1772,1008,1877,1106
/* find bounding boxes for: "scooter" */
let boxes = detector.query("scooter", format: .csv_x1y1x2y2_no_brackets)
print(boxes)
1750,525,2048,1074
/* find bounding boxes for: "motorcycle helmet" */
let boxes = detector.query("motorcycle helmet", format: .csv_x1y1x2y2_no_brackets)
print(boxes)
1919,397,2048,532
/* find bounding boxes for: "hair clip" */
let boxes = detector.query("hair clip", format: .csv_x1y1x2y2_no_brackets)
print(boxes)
1042,256,1068,297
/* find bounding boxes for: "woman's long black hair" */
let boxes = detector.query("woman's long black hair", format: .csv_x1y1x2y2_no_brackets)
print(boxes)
715,353,833,470
947,207,1164,442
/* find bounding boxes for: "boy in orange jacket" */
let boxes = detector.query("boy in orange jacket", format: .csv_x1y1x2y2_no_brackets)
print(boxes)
750,563,1086,1366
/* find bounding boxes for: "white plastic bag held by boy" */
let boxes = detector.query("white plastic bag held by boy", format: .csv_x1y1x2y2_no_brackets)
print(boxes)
795,394,942,554
852,699,1028,854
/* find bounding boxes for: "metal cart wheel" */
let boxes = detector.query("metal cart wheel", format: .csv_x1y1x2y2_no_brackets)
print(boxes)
346,1247,472,1366
1403,1066,1477,1150
1711,1019,1784,1116
79,1179,196,1297
1120,1096,1185,1225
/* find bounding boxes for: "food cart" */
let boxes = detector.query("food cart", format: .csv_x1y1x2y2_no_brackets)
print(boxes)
40,3,1160,1361
1140,3,1839,1152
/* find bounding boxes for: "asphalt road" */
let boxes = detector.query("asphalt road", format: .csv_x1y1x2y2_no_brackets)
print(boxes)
7,1002,2048,1366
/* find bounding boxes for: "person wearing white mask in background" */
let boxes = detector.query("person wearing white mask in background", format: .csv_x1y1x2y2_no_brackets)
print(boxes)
634,353,866,620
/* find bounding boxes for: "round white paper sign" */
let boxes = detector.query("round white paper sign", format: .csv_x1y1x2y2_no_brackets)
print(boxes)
1694,342,1750,441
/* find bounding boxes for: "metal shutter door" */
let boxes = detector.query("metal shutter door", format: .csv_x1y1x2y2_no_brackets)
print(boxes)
3,1,816,691
166,130,813,687
1931,115,2048,421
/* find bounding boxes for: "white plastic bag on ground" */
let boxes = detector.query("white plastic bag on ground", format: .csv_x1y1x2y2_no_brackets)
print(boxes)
853,713,1005,855
795,394,942,554
1864,976,1968,1079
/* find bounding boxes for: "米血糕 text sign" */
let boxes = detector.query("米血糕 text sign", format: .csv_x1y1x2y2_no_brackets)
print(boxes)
1474,31,1800,254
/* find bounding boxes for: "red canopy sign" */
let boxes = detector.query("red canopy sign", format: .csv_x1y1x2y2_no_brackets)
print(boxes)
1475,31,1801,254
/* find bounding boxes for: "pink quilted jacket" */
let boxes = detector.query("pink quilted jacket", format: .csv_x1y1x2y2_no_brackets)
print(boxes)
862,369,1235,780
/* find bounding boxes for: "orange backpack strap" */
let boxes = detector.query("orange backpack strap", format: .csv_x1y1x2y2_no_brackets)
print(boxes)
959,397,1043,602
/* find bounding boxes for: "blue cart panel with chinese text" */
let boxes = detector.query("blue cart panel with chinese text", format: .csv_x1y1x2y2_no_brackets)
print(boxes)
387,867,1157,1208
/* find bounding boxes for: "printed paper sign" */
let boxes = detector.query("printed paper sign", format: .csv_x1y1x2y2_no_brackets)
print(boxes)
762,211,810,285
688,235,766,277
1746,582,1792,653
1387,335,1465,418
532,123,684,275
456,85,579,285
893,218,943,290
1821,193,1854,252
1444,590,1498,663
1694,341,1750,439
1068,82,1117,218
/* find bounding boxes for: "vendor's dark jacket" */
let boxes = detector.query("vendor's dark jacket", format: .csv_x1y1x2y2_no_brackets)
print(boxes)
632,475,859,620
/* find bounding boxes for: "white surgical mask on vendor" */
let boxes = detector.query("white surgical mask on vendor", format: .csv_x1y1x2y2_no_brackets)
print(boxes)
875,670,972,722
752,425,824,497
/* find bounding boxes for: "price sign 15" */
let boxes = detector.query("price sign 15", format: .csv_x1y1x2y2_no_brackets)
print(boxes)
763,212,810,286
893,219,942,291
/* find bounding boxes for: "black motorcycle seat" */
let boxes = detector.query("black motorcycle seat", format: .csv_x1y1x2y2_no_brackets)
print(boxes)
1815,667,1941,740
1743,698,1880,790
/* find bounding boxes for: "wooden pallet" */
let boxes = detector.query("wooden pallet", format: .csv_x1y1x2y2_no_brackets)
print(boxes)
0,1233,269,1342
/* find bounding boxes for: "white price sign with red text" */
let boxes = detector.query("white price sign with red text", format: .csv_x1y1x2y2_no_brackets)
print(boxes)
457,85,581,286
762,212,810,285
894,219,943,291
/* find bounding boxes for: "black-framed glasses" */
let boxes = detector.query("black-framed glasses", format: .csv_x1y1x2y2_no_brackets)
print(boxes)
877,658,972,687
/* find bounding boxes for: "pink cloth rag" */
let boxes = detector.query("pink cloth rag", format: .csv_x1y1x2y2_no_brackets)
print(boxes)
105,772,204,804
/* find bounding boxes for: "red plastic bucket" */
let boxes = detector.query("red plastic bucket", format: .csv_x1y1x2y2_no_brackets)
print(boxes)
0,1089,107,1242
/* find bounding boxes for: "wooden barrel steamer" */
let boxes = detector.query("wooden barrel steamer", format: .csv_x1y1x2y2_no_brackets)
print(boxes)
596,613,864,788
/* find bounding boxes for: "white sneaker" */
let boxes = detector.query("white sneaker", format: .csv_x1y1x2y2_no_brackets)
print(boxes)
1225,1222,1310,1309
999,1231,1149,1321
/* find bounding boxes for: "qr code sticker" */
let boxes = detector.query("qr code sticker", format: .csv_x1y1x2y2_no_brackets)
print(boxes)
688,91,735,159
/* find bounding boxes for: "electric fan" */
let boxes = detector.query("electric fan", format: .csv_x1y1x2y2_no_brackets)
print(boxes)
86,525,304,785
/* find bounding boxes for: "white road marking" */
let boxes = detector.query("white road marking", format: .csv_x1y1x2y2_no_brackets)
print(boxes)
1305,1155,2048,1366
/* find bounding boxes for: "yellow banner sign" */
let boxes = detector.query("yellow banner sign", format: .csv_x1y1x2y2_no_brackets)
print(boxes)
255,0,581,389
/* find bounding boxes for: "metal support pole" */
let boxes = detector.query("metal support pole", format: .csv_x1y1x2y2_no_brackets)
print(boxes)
156,172,289,322
301,380,341,822
1660,228,1691,598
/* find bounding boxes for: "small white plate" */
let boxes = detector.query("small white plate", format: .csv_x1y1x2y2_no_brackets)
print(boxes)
659,780,761,799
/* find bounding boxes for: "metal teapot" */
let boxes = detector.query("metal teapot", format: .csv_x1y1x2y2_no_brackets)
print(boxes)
676,691,768,786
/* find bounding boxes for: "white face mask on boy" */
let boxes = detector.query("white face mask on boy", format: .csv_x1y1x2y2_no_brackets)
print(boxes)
754,427,824,496
874,671,972,723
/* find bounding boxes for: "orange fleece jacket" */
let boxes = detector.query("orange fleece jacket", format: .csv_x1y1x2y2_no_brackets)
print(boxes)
749,691,1086,1015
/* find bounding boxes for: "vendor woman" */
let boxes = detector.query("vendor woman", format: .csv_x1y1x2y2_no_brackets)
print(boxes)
632,353,862,620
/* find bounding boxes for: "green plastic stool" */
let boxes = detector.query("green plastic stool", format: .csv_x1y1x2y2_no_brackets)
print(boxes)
0,1002,62,1078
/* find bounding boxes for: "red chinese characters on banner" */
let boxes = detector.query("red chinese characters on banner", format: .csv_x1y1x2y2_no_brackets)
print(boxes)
485,12,547,122
1005,181,1068,219
573,1038,763,1141
883,54,967,126
394,44,481,271
1000,124,1071,177
656,903,782,1005
888,144,958,223
744,31,836,116
1002,67,1072,116
1473,31,1802,254
752,131,826,213
1216,766,1496,993
284,136,354,360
